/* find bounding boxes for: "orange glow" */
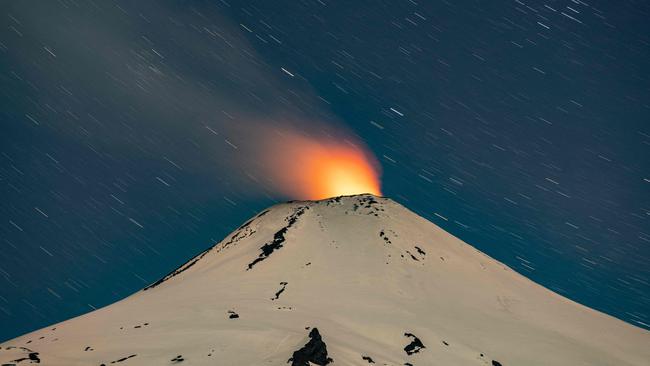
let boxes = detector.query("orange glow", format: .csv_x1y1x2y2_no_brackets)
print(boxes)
261,131,382,200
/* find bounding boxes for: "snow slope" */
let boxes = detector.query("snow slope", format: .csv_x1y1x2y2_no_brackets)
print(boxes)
1,194,648,365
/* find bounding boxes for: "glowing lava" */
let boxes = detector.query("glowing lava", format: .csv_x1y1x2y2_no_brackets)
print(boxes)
303,146,381,199
261,131,382,200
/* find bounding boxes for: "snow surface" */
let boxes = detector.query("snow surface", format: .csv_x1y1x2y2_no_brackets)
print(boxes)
1,194,648,365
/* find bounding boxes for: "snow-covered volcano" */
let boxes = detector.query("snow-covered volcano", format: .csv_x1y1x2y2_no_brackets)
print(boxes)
1,194,648,365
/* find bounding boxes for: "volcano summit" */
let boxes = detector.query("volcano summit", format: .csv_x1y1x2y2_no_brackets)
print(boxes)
1,194,648,365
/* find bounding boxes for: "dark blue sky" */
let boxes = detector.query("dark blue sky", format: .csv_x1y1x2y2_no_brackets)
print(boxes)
1,0,649,342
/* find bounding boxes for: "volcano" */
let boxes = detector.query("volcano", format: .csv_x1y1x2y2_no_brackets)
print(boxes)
1,194,648,365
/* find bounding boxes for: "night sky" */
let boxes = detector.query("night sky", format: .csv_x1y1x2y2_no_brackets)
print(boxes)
1,0,649,342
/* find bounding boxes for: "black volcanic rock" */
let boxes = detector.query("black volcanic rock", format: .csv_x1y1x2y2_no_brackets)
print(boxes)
288,328,332,366
403,332,425,355
248,207,307,270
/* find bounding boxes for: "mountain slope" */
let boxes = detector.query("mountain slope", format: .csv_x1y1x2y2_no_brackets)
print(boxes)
1,194,648,365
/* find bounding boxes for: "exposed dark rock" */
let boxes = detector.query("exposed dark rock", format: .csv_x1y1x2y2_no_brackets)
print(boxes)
415,246,426,255
352,195,383,215
7,348,40,364
403,333,425,355
287,328,332,366
406,251,419,261
248,207,307,270
326,196,343,205
227,310,239,319
272,282,288,300
110,354,136,363
492,361,503,366
171,355,184,363
379,230,392,245
361,355,375,363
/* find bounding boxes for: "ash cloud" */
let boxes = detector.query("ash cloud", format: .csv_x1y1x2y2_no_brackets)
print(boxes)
2,0,373,198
